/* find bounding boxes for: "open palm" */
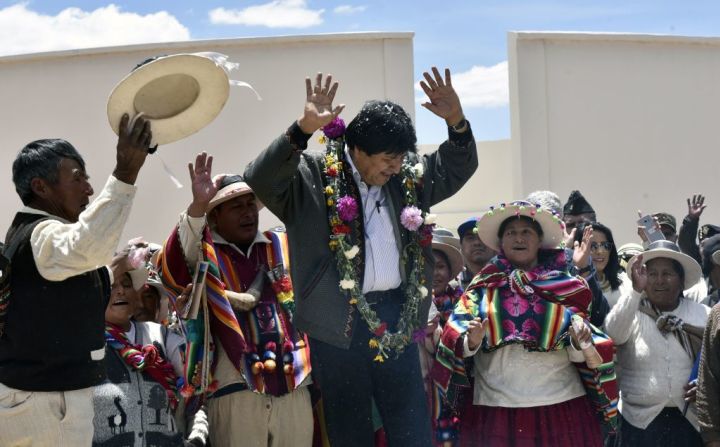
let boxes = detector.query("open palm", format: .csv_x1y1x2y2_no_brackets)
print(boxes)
298,73,345,134
419,67,464,125
188,152,216,206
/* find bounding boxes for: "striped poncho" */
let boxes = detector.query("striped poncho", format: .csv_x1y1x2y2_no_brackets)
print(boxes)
159,226,310,396
432,250,619,432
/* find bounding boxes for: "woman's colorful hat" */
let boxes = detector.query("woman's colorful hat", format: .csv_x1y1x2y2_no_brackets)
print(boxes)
476,200,565,252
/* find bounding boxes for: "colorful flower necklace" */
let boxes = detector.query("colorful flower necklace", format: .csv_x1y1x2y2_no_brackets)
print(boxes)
320,118,434,361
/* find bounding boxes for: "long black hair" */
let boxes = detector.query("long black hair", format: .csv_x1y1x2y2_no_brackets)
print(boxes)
575,222,622,291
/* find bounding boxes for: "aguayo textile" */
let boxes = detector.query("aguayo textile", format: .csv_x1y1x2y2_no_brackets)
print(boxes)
432,250,619,432
160,226,310,396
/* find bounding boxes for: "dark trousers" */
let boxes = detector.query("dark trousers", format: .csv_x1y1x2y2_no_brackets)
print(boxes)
310,288,432,447
617,408,703,447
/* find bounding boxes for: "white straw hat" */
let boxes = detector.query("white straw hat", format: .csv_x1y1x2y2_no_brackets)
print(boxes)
107,53,231,145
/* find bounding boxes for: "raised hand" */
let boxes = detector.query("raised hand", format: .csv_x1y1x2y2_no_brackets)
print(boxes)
630,254,647,293
187,152,217,217
687,194,707,220
297,73,345,134
419,67,465,127
573,225,593,269
114,114,152,185
563,227,577,249
467,317,489,351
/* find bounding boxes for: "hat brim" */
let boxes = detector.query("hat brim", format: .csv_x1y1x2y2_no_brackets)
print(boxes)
476,202,565,252
207,181,264,213
107,54,230,146
143,280,166,298
627,248,702,290
127,268,149,291
431,240,464,278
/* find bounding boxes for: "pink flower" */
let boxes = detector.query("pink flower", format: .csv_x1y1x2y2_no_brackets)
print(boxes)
337,196,358,222
400,206,423,231
502,295,529,317
322,117,346,139
521,319,541,337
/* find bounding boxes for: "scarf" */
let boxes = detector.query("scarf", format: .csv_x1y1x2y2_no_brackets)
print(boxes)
431,250,618,432
432,284,464,325
160,226,309,396
105,322,179,409
639,298,705,362
160,225,246,396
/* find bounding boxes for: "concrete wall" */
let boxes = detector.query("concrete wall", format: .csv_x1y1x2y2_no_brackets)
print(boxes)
419,139,513,233
0,33,416,245
509,32,720,245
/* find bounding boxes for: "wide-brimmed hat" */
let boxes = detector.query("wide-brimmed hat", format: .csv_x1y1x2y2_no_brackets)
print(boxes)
627,240,702,290
431,235,464,278
107,53,231,146
617,242,643,272
476,200,565,252
207,174,263,213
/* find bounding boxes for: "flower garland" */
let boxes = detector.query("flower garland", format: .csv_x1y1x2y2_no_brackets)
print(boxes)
320,117,435,361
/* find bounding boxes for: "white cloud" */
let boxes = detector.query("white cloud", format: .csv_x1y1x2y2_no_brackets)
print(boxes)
0,3,190,57
209,0,324,28
417,62,509,108
333,5,366,15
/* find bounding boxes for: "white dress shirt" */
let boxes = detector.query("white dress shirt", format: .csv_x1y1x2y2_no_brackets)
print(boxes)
344,149,402,294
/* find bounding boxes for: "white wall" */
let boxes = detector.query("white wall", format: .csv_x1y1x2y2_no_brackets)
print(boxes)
419,139,513,234
0,33,416,245
509,32,720,245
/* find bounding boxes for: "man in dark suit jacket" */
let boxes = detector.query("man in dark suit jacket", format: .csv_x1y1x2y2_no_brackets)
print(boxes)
245,68,478,446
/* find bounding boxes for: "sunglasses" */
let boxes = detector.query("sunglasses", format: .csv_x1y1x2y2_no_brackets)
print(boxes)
590,241,613,252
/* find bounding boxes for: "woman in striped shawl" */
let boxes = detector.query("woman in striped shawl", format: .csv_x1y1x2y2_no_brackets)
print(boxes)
432,201,617,447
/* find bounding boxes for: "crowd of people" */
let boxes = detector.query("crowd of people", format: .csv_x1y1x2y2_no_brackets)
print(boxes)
1,61,720,447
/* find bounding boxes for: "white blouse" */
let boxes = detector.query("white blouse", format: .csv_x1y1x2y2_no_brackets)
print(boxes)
465,339,586,408
604,289,710,429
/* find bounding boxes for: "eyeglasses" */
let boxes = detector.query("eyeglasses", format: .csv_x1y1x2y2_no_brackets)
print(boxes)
590,241,613,252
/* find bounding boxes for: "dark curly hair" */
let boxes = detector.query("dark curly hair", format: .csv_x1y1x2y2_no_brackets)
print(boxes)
345,100,417,156
575,222,621,291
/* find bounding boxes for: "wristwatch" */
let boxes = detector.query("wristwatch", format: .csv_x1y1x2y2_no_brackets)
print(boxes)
449,118,468,133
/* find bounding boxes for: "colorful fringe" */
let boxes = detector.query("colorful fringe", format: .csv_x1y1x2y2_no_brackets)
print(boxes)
159,226,246,396
105,322,180,408
432,250,618,433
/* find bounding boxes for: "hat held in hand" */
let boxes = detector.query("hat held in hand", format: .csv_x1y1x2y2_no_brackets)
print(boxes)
107,53,233,146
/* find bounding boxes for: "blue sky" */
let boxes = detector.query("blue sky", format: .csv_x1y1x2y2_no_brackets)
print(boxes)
3,0,720,143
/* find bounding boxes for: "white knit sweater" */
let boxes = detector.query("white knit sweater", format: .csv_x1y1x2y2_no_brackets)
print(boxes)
605,289,709,429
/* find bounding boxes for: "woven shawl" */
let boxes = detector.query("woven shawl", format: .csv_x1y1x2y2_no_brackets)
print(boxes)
432,250,619,432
